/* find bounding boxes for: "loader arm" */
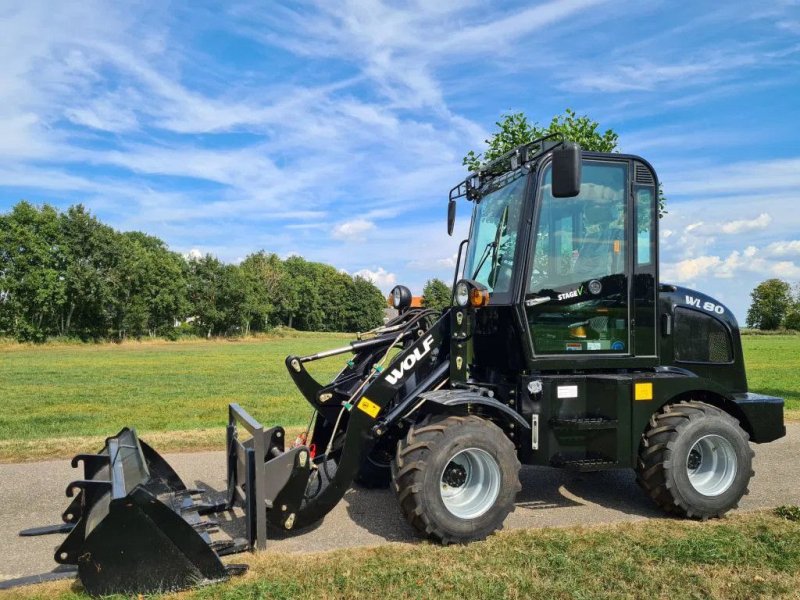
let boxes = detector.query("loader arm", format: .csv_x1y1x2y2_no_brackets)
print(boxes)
254,309,451,531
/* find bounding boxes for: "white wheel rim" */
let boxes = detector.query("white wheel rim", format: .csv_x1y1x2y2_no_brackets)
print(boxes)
686,434,738,496
439,448,501,519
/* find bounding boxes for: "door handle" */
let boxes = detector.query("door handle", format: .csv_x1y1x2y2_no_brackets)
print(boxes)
525,296,551,307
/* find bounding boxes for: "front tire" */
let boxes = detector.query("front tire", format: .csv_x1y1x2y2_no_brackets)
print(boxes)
391,415,521,544
637,401,754,519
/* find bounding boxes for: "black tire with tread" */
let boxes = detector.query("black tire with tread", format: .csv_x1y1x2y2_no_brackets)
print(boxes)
636,400,755,519
391,414,521,544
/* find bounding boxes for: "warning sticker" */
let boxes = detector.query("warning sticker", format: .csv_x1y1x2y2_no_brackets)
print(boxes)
635,382,653,401
357,397,381,418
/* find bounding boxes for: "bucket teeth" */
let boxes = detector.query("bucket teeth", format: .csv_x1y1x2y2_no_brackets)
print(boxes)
192,519,219,531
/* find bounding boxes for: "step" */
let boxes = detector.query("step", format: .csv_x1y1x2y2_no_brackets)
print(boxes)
551,457,619,471
550,417,618,431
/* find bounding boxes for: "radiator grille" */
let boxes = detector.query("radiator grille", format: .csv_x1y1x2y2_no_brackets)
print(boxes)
674,308,732,363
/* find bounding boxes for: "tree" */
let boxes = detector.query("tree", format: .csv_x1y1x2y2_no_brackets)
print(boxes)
784,306,800,331
422,278,451,313
746,279,793,330
464,109,666,216
240,251,286,333
113,231,188,339
186,255,247,337
783,284,800,331
59,205,119,339
345,276,386,332
0,200,388,339
0,201,66,341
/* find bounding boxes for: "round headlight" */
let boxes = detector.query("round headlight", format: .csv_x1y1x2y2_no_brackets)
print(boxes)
455,281,470,307
389,285,412,312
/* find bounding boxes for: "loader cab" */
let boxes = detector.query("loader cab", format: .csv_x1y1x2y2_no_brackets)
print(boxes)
458,149,660,371
522,154,659,369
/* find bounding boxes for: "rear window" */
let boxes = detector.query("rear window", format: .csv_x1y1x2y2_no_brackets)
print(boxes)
674,308,733,363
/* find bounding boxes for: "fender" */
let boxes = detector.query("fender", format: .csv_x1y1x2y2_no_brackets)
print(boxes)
419,388,530,431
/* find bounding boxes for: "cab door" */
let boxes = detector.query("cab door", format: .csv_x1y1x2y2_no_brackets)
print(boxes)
525,159,631,356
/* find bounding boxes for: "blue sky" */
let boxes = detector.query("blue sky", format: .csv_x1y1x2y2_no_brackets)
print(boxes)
1,1,799,322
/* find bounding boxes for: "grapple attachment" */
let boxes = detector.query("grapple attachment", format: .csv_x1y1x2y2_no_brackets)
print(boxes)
52,428,236,596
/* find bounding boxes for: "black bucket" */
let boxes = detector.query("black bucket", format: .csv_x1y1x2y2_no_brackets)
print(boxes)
52,429,236,596
19,406,313,595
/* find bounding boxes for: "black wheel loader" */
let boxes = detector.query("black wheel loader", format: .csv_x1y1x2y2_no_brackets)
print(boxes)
20,137,785,595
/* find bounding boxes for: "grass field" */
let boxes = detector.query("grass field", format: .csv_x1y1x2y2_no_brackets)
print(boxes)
0,332,351,461
0,333,797,462
5,509,800,599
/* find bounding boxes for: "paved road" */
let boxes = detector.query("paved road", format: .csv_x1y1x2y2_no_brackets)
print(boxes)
2,424,798,583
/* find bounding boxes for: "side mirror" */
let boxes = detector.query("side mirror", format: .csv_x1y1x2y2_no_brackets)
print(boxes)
552,142,582,198
447,199,456,235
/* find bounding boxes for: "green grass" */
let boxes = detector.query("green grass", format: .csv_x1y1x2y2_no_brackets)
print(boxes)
5,509,800,599
741,335,800,415
0,332,796,462
0,332,351,460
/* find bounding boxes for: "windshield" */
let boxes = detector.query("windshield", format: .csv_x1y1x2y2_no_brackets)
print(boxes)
462,172,527,294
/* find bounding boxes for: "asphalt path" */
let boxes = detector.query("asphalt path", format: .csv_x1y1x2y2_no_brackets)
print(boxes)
2,423,798,583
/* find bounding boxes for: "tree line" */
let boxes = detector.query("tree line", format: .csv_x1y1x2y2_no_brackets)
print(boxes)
746,279,800,331
0,201,387,342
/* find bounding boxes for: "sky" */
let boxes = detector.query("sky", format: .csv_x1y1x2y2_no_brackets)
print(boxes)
1,0,799,323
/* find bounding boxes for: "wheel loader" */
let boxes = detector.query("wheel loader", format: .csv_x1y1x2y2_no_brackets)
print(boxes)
19,137,785,595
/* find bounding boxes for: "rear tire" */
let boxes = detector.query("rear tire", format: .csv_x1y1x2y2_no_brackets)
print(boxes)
636,400,754,519
391,414,521,544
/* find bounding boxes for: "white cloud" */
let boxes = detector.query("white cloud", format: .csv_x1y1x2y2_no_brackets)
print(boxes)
353,267,396,290
662,255,722,282
685,222,704,233
720,213,772,234
771,261,800,279
186,248,203,260
407,253,459,270
765,240,800,257
332,219,375,239
662,242,800,286
572,52,761,94
667,158,800,197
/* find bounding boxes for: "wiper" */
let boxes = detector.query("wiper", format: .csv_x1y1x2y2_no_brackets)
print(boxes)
471,241,495,279
487,205,510,287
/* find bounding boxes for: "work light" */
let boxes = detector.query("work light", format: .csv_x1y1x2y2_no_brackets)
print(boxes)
390,285,412,311
454,279,489,308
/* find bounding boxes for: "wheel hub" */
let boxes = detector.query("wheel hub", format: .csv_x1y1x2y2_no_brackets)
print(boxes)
439,448,501,519
443,463,468,487
686,434,738,497
687,449,702,470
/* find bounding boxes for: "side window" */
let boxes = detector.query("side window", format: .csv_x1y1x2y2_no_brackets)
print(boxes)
527,161,629,354
530,164,627,292
636,188,655,266
674,308,733,363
